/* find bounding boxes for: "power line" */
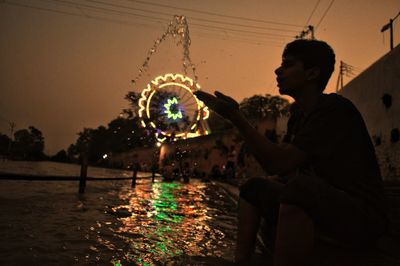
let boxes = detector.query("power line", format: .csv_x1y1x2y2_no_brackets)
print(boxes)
125,0,304,28
189,21,293,38
47,0,172,24
4,0,164,28
46,0,293,38
193,30,285,47
89,0,299,33
189,22,285,42
304,0,321,27
315,0,336,29
5,0,289,45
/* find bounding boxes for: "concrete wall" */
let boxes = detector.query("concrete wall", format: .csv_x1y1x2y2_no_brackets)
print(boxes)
157,118,276,178
108,118,277,178
108,146,158,171
159,129,240,176
339,44,400,181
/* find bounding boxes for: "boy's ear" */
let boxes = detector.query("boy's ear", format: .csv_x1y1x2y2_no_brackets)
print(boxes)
306,67,320,81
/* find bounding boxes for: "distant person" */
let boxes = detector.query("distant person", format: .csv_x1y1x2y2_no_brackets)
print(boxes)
131,160,141,188
181,161,190,183
162,164,174,181
209,164,222,180
151,160,158,183
265,128,278,143
195,39,387,266
225,145,237,179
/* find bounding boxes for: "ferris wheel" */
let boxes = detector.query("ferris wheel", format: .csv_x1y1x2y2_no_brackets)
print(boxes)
138,73,210,143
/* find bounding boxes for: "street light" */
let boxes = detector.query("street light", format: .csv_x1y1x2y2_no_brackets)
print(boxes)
381,11,400,51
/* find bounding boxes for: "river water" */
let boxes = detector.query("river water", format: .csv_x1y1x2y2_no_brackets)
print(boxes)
0,161,238,265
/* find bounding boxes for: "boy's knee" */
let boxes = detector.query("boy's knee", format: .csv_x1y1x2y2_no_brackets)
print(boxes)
240,177,264,193
279,175,324,216
279,203,310,218
240,177,284,211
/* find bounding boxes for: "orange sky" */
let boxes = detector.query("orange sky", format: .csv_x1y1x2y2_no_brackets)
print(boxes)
0,0,399,154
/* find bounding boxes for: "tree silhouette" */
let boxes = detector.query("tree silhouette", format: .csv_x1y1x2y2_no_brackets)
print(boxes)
11,126,45,160
239,94,290,122
0,133,11,156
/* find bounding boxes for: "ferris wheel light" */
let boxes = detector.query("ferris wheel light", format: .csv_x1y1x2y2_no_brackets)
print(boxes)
164,97,183,120
203,106,210,120
138,87,151,118
156,136,167,142
138,73,209,142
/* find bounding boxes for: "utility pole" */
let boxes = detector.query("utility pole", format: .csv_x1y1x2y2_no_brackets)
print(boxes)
295,25,315,40
336,61,357,93
381,11,400,51
340,61,344,90
336,61,344,93
7,122,16,157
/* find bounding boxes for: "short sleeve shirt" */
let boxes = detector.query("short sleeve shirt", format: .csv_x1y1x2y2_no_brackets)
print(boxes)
288,93,385,212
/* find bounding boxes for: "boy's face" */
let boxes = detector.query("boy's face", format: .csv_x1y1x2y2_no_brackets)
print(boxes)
275,55,309,97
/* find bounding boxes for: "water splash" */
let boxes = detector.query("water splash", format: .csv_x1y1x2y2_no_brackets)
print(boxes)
131,15,197,85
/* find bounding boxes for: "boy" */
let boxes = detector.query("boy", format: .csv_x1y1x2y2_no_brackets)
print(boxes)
194,39,387,266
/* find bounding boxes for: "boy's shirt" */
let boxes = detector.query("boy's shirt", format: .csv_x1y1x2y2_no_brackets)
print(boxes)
287,93,386,216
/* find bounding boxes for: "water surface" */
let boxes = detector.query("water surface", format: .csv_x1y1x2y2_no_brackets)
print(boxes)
0,161,238,265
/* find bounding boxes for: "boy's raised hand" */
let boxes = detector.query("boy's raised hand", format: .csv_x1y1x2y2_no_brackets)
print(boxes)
194,90,240,121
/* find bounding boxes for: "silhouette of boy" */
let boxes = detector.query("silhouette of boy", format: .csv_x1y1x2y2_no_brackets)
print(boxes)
195,39,387,266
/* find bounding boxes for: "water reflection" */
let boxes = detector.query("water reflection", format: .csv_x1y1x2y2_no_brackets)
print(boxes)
104,179,237,265
0,162,237,265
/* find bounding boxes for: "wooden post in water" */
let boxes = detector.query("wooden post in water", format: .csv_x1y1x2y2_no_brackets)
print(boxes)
131,167,137,188
79,153,88,193
131,160,140,188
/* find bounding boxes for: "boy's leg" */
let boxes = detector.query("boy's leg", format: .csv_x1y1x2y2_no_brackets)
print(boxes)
280,174,387,247
235,177,284,263
234,198,261,264
274,204,314,266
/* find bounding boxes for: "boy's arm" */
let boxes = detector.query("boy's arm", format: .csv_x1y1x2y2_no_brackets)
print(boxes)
195,90,307,175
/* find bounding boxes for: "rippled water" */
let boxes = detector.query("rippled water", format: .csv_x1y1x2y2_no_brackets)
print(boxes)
112,181,237,265
0,162,238,265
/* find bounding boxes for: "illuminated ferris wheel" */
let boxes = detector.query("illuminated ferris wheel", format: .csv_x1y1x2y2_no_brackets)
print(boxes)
138,73,210,142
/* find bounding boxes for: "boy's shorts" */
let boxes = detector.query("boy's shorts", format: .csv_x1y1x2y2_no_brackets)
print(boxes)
239,175,387,247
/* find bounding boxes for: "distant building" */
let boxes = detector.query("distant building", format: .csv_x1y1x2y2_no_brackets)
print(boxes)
108,118,277,178
339,44,400,181
158,118,277,179
108,146,157,171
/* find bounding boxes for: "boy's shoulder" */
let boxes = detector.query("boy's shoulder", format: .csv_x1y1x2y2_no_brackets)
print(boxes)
318,93,358,114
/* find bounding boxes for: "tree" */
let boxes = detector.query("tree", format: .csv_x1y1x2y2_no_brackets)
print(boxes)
239,94,290,122
124,91,141,118
0,133,11,156
12,126,45,160
50,149,68,162
70,116,156,165
67,144,78,162
28,126,45,158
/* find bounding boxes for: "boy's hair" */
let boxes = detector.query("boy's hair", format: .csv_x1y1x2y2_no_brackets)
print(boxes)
283,39,336,91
